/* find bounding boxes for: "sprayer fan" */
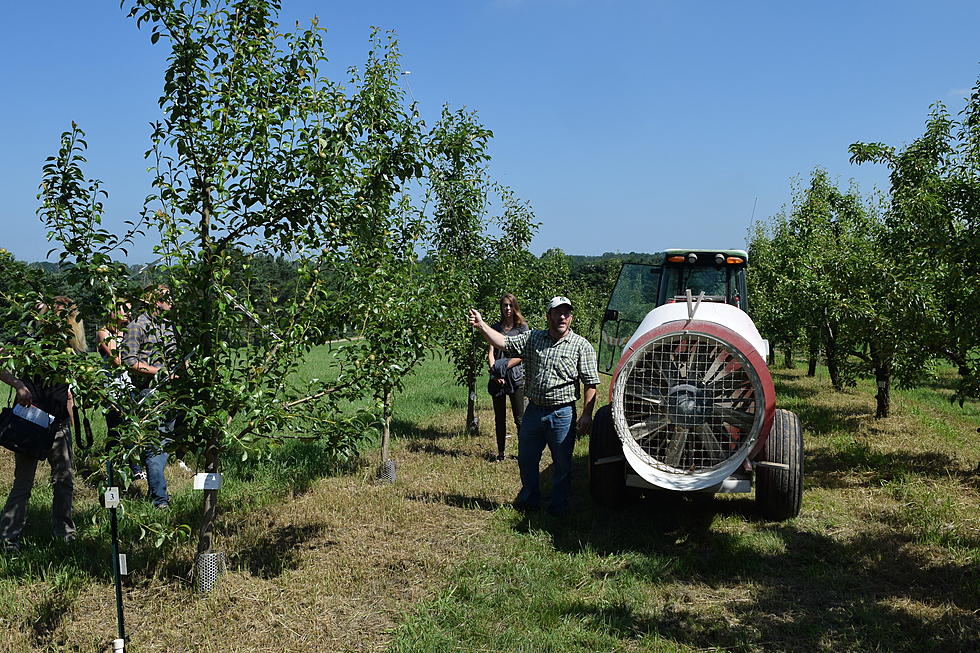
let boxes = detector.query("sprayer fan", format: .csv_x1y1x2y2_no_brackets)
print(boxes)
612,330,764,475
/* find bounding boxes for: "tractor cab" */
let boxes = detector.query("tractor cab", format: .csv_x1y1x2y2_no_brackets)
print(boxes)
598,249,749,374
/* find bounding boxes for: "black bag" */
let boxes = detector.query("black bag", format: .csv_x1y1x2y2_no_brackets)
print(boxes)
0,407,57,460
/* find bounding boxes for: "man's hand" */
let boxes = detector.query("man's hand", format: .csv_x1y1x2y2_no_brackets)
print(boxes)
131,363,160,377
578,384,597,436
14,384,32,407
469,309,506,351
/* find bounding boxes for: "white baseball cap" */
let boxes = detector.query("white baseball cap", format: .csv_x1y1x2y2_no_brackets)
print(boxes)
547,296,573,311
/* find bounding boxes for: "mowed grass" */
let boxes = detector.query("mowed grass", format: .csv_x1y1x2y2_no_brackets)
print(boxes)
0,347,470,652
1,353,979,651
389,366,980,653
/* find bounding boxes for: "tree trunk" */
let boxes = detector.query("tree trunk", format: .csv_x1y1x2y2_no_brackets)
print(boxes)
807,329,819,377
465,332,479,434
465,382,479,434
874,372,891,419
196,195,218,557
782,345,795,369
826,349,842,391
822,322,842,391
381,387,392,462
871,343,891,419
196,438,221,555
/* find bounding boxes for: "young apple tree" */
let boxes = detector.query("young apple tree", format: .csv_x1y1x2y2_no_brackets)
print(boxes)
851,92,980,402
427,107,494,433
325,31,433,478
43,0,431,560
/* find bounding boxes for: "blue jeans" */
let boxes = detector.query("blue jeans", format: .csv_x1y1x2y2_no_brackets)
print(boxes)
144,422,174,508
137,389,173,507
145,441,170,507
516,402,576,513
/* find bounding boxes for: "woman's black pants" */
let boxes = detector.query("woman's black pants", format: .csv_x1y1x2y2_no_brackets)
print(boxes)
492,389,525,456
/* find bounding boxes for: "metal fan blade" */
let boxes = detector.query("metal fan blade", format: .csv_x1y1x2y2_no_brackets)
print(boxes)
623,388,663,405
629,416,670,440
664,426,688,467
696,423,725,465
701,346,732,385
715,407,754,429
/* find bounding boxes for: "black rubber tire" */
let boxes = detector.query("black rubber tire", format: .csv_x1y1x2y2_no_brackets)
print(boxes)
589,405,626,507
755,408,804,520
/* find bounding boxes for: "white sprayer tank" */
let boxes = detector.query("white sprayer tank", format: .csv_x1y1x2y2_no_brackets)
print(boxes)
610,302,774,491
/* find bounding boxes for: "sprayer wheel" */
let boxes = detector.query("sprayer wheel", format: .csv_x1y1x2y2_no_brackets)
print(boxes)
589,405,626,507
755,408,803,520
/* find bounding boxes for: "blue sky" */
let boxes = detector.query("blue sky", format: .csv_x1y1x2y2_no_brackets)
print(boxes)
2,1,979,262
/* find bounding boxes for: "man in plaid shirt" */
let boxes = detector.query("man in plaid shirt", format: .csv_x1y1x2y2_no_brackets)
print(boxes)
469,296,599,515
122,284,176,509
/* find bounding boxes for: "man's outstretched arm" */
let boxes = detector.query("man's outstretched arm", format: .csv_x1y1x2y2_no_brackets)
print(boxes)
468,309,506,351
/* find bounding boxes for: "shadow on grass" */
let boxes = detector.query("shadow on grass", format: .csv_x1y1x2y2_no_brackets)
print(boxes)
5,413,446,599
230,437,365,495
554,525,980,651
409,393,467,410
912,370,966,394
0,502,190,640
404,441,472,459
771,371,872,435
771,374,819,401
793,402,867,435
806,445,965,489
392,418,461,443
2,503,125,583
230,523,334,579
507,452,980,652
404,491,503,512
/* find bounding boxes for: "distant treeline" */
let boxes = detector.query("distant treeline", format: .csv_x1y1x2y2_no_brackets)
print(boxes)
16,250,655,345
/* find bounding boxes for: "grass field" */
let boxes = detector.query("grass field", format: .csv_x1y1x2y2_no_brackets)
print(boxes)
1,349,978,652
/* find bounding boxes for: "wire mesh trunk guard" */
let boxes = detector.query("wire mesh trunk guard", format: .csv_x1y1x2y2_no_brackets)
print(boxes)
376,459,397,484
196,552,226,594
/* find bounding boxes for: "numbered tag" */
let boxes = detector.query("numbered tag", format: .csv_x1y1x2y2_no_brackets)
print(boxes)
103,487,120,509
193,473,222,490
118,554,128,575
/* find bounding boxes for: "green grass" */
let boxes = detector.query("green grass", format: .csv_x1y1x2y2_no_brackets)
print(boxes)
387,364,980,653
2,356,979,651
0,345,465,651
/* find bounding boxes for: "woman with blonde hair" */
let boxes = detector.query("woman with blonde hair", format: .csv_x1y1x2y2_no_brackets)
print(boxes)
0,296,86,553
486,293,529,462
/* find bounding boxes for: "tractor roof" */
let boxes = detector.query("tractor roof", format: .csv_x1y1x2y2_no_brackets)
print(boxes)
652,249,749,264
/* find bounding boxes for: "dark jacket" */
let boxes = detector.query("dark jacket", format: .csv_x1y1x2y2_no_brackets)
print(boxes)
488,357,524,397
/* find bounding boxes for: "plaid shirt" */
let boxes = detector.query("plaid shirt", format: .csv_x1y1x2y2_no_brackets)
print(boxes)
503,328,599,407
121,312,175,388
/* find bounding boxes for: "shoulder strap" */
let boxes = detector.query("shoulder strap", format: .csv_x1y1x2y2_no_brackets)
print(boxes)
71,396,94,450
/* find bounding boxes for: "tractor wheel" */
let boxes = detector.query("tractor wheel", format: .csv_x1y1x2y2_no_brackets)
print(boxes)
755,408,803,520
589,405,626,507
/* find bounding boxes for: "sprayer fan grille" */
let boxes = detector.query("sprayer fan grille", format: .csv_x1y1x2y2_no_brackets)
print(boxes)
613,331,762,474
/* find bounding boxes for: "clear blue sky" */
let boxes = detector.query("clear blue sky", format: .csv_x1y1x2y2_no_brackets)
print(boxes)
2,1,979,262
